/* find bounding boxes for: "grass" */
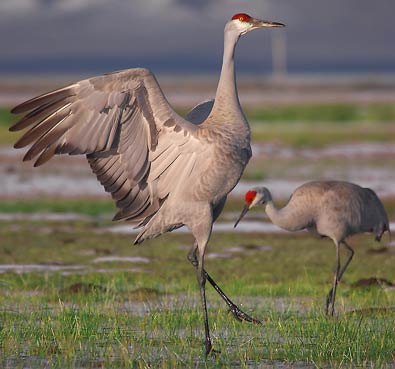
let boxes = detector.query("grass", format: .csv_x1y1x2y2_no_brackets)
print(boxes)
2,297,394,368
1,99,395,367
0,218,395,367
0,107,18,145
0,198,116,217
2,103,395,146
2,196,395,223
250,121,395,147
248,103,395,123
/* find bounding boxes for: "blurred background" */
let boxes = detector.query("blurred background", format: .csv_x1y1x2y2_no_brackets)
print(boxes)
1,0,395,75
1,0,395,201
0,0,394,267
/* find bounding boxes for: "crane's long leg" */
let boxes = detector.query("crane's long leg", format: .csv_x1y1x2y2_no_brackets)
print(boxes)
196,250,213,356
325,240,341,316
190,217,221,357
188,243,261,324
325,240,355,315
337,241,355,282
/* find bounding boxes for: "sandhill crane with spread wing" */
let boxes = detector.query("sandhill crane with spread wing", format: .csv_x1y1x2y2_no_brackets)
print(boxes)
234,180,390,315
10,13,285,355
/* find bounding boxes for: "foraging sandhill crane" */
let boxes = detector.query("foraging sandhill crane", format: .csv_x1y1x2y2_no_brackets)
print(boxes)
234,181,390,316
10,13,285,355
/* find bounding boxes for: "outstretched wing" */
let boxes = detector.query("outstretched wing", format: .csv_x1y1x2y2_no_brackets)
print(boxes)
10,68,205,222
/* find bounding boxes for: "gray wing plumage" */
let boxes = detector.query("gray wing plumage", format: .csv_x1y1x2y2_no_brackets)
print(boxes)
10,68,205,223
185,99,214,125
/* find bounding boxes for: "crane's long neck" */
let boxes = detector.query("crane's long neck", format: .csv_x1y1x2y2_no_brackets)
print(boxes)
211,31,242,116
265,199,311,232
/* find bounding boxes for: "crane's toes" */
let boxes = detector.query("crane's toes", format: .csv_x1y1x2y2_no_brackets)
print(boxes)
324,300,330,316
208,347,221,357
204,340,221,357
324,288,336,316
228,305,262,325
324,303,336,317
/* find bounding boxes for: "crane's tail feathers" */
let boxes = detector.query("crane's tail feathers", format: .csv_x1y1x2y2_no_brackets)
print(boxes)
134,228,149,245
376,223,391,244
133,236,144,245
133,222,184,245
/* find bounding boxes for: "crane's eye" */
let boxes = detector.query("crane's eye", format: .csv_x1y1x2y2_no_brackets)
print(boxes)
232,13,251,22
245,190,257,204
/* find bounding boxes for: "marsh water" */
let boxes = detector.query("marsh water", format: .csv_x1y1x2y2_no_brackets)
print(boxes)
2,142,395,198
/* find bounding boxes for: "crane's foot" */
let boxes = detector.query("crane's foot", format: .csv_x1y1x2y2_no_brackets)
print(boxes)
228,304,262,324
324,288,335,316
204,339,221,357
324,295,330,316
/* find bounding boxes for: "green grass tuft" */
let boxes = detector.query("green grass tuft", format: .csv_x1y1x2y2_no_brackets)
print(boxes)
0,198,115,216
0,219,394,367
3,103,395,146
248,103,395,123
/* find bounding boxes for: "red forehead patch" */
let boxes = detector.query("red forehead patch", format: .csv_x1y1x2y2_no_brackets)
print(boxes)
245,190,257,204
232,13,252,22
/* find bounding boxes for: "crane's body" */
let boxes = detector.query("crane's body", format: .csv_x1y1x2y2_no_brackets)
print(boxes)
264,181,389,242
134,106,251,243
10,13,285,355
235,180,390,315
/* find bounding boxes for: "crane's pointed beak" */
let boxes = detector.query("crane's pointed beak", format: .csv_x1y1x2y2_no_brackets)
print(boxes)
251,18,286,28
234,204,250,228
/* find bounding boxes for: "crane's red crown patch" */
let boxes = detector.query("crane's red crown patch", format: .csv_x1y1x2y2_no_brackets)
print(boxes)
232,13,252,22
245,190,257,204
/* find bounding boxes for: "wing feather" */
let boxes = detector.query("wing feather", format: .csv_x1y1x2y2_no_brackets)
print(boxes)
10,99,71,132
148,149,181,181
116,186,140,208
34,143,58,167
157,154,191,198
14,103,72,148
11,85,77,114
23,115,71,161
11,68,206,226
90,155,118,176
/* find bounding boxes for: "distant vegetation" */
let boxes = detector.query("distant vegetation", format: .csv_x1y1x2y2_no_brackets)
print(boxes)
250,120,395,147
0,198,116,216
2,103,395,147
249,103,395,123
0,107,18,144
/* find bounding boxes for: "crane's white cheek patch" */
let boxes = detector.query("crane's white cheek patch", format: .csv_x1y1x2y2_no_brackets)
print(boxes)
234,20,252,33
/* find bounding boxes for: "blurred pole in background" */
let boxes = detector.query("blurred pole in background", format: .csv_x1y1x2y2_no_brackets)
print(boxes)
271,30,287,80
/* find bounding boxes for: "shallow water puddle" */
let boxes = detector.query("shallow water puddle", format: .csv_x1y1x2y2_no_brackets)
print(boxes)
3,171,395,198
1,212,394,237
0,264,149,275
0,212,94,222
0,264,85,274
2,142,395,198
99,221,287,235
92,256,151,263
99,220,395,237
